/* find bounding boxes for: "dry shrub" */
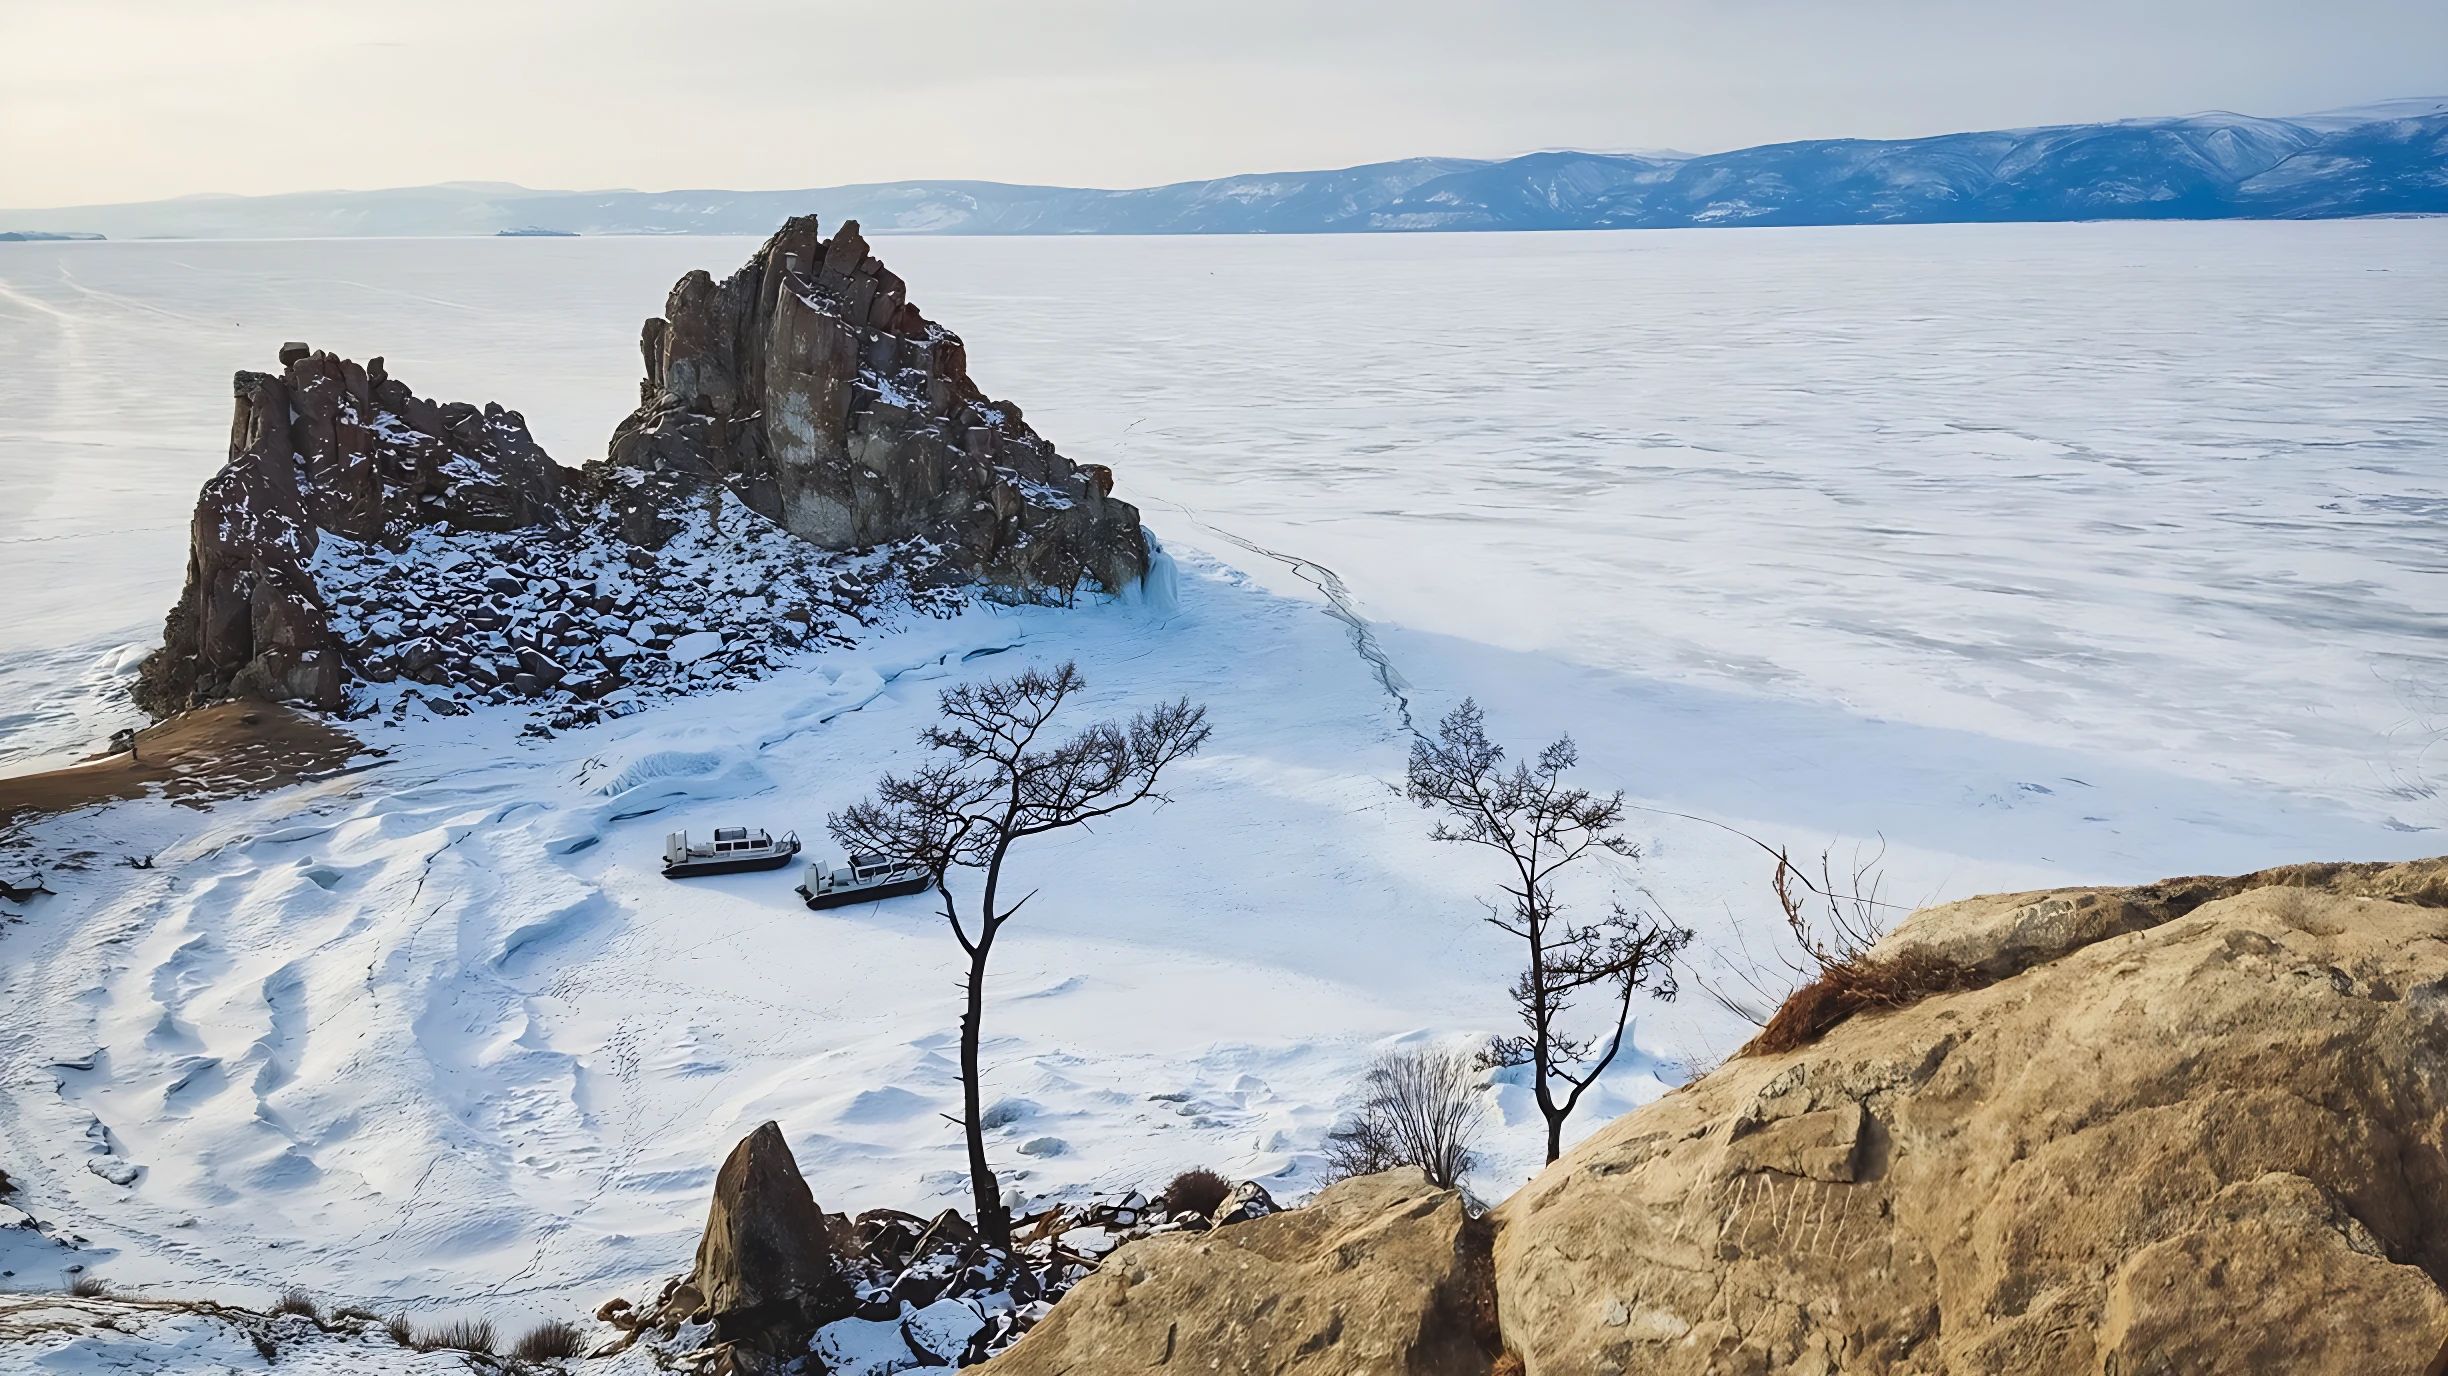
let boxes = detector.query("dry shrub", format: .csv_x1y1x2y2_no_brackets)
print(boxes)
512,1318,585,1362
67,1273,112,1298
1160,1167,1233,1220
271,1286,321,1321
1747,949,1988,1055
1723,847,1987,1056
1323,1046,1486,1191
416,1317,496,1355
383,1313,415,1347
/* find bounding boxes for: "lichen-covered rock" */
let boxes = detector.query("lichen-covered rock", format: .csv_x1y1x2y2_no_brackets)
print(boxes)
609,217,1148,597
1493,871,2448,1375
985,1168,1499,1375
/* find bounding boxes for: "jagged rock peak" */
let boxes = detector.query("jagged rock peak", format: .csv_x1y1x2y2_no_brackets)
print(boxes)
135,347,571,713
608,216,1149,596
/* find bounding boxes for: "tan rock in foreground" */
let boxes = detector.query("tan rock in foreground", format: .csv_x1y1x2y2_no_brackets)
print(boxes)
1495,871,2448,1374
986,1168,1500,1375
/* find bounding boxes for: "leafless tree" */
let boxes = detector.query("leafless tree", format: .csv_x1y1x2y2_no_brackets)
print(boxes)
1323,1045,1487,1191
1407,699,1691,1163
829,660,1210,1247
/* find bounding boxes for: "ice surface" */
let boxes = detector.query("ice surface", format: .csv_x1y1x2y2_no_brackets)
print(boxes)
0,223,2443,1331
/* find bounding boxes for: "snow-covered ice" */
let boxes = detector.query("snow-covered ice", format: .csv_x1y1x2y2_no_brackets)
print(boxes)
1,221,2443,1331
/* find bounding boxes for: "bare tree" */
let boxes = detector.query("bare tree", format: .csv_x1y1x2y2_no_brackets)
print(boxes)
829,661,1210,1247
1322,1045,1487,1191
1407,699,1691,1163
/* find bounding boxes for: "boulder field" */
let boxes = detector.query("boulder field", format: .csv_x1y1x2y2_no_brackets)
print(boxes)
970,857,2448,1375
136,218,1148,719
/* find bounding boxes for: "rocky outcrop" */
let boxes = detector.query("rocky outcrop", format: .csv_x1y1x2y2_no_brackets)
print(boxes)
135,349,566,713
138,219,1146,720
1872,853,2448,980
1494,859,2448,1375
608,217,1147,596
985,1168,1500,1375
691,1122,851,1349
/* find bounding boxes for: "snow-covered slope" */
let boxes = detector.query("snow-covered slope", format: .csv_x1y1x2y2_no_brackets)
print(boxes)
6,103,2439,239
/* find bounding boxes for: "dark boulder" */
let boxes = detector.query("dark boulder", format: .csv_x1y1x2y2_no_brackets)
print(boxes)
692,1121,851,1349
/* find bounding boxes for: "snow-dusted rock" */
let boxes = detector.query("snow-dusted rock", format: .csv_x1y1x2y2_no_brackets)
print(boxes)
85,1155,140,1187
901,1297,987,1364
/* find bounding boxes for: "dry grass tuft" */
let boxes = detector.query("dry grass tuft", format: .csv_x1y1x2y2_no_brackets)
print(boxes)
416,1317,496,1355
383,1313,415,1347
271,1287,321,1321
511,1318,586,1362
67,1273,112,1299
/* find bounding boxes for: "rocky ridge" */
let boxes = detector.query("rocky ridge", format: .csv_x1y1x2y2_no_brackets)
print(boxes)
136,220,1148,723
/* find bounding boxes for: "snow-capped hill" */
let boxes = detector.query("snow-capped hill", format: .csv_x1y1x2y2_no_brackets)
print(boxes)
9,102,2437,239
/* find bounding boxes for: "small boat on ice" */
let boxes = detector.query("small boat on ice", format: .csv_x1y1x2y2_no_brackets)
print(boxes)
799,852,930,909
663,827,801,878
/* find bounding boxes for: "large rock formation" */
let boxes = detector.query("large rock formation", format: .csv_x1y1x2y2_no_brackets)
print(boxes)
138,219,1149,719
608,217,1147,596
985,1168,1500,1375
1494,857,2448,1375
135,348,566,712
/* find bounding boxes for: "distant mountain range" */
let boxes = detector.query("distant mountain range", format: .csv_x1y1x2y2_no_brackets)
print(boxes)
7,99,2442,240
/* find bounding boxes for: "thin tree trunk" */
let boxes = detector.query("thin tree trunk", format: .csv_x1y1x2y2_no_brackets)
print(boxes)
1544,1108,1564,1164
960,943,1010,1248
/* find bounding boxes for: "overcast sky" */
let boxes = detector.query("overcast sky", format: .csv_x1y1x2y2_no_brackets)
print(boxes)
5,0,2443,207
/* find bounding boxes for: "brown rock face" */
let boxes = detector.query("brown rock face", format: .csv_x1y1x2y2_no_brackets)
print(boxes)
1493,862,2448,1375
692,1121,848,1347
986,1168,1499,1375
134,351,566,714
609,216,1148,597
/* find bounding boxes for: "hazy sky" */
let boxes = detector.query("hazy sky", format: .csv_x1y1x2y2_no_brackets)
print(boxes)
5,0,2443,206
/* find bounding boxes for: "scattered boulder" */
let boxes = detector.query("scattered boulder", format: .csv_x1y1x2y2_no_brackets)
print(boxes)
986,1168,1499,1375
689,1121,851,1350
1208,1178,1279,1228
1493,871,2448,1375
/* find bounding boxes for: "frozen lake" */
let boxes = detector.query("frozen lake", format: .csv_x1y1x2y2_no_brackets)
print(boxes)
4,221,2445,1323
4,221,2444,821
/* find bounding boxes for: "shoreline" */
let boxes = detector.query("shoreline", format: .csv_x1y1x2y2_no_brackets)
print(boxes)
0,701,367,836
